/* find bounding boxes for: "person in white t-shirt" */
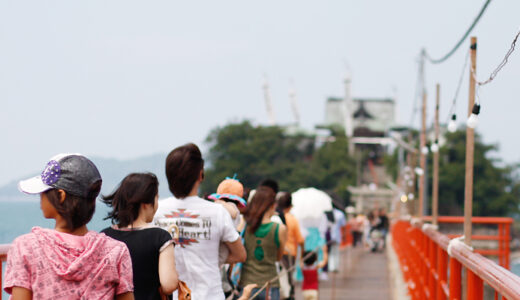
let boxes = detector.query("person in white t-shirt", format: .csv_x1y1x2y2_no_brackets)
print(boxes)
154,143,246,300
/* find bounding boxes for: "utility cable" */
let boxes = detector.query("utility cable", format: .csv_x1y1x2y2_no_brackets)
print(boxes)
425,0,492,64
445,50,470,124
467,28,520,109
472,29,520,86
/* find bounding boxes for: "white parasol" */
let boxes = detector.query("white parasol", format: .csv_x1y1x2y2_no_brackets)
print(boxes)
291,187,333,230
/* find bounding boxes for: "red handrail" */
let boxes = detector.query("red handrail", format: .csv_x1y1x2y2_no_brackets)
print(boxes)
392,219,520,300
422,216,512,268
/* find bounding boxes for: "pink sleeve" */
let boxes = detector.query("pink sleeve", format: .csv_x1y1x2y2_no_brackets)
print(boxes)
3,238,32,294
115,245,134,295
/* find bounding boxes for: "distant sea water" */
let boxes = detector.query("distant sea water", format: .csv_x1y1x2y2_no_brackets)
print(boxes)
0,198,113,244
1,197,113,298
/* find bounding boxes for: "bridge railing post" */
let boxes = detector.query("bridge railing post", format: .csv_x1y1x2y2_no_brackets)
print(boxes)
505,222,510,269
467,269,484,299
437,245,448,300
429,239,437,300
499,223,504,267
449,257,462,300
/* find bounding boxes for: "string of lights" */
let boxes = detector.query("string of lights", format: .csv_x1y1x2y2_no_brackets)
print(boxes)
472,29,520,86
444,50,470,132
409,0,491,131
465,29,520,128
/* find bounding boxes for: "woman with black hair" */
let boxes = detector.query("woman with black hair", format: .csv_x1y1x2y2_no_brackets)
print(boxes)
102,173,178,300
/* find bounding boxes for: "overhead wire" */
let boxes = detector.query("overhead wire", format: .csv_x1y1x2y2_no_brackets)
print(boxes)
425,0,492,64
445,50,470,124
472,29,520,87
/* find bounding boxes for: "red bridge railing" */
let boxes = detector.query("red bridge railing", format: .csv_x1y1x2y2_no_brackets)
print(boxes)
392,218,520,300
421,216,512,269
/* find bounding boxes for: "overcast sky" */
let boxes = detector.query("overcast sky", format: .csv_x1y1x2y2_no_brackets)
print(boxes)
1,1,519,186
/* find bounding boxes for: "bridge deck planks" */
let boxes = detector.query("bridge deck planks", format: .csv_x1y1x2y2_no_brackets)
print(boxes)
294,247,390,300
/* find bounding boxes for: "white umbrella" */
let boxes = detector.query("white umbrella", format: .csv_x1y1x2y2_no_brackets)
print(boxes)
291,187,332,230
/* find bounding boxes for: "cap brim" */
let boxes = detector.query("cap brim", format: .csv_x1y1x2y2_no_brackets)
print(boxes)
18,176,52,195
209,193,246,208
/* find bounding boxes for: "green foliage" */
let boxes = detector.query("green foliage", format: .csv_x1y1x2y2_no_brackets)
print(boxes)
432,130,519,217
309,135,356,200
379,129,518,217
383,150,399,181
201,121,356,205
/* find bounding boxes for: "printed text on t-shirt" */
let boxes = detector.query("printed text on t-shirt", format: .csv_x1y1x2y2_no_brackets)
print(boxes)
155,208,212,247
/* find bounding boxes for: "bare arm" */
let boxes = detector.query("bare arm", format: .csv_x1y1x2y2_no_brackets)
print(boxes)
299,242,305,260
158,243,178,295
317,244,328,269
277,224,288,261
216,200,239,220
237,284,258,300
11,287,32,300
224,238,246,264
115,292,134,300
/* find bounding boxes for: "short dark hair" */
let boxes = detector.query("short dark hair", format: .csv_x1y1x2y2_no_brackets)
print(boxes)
165,143,204,198
276,192,292,210
102,173,159,228
303,251,317,266
259,178,279,194
45,180,101,231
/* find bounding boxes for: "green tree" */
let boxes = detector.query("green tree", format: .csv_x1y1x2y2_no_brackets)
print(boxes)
432,130,519,217
309,135,357,201
201,121,314,194
201,121,356,206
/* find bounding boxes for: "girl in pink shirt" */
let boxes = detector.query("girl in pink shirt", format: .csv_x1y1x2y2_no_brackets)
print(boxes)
4,154,134,300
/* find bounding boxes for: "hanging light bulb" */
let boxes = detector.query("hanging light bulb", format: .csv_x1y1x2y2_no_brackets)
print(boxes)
408,193,415,200
431,140,439,153
407,180,413,187
415,167,424,176
404,174,410,181
467,104,481,129
448,114,457,133
400,194,408,203
421,146,429,155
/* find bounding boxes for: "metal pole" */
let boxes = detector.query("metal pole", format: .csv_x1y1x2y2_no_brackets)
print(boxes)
433,84,440,226
407,132,416,216
419,92,427,218
464,37,477,246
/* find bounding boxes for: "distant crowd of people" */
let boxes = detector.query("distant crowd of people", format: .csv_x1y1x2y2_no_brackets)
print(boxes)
348,208,389,252
4,143,384,300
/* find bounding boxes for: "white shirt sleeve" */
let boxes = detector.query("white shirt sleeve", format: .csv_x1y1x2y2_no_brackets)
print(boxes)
270,215,283,224
219,205,240,243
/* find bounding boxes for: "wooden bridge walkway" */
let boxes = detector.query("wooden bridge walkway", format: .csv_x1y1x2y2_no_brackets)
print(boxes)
294,246,391,300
